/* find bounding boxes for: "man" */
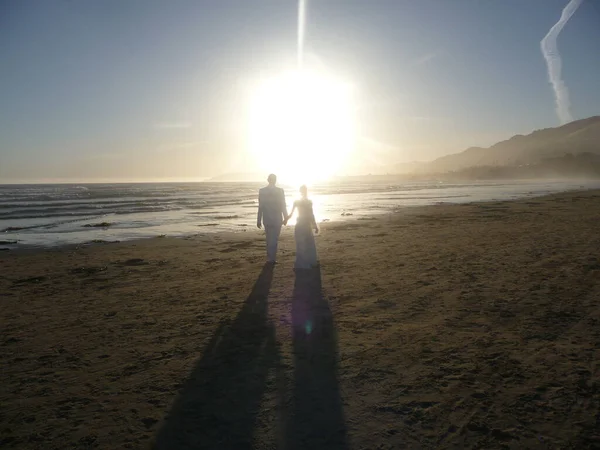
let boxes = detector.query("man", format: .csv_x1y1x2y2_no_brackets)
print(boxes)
257,174,288,264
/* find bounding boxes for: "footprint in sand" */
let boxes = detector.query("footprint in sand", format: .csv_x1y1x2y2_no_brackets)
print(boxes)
121,258,148,266
13,276,47,285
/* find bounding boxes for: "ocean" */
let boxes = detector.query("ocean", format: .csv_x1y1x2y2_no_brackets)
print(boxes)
1,179,599,248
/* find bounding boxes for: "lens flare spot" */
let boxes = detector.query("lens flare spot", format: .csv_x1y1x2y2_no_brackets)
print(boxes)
305,320,313,334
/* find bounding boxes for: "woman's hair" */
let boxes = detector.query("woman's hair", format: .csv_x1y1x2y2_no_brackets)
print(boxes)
299,185,308,196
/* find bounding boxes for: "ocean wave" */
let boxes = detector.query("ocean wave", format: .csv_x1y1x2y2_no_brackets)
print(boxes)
0,195,256,208
1,216,97,232
374,194,471,201
0,205,180,220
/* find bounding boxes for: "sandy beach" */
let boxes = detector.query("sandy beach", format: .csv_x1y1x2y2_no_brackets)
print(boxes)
1,189,599,449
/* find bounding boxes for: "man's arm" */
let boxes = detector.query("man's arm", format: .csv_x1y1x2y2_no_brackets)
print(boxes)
288,203,296,221
257,190,263,228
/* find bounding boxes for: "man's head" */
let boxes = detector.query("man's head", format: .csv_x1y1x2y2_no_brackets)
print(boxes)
267,173,277,185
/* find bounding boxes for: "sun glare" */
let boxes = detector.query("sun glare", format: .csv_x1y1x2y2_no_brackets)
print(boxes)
247,69,356,186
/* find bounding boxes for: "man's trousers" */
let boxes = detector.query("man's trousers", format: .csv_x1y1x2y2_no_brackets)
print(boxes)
264,224,282,262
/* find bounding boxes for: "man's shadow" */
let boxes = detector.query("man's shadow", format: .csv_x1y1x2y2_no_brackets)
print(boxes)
154,263,279,449
286,268,348,449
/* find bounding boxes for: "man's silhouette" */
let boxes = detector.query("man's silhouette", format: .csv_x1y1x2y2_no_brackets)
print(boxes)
257,174,288,264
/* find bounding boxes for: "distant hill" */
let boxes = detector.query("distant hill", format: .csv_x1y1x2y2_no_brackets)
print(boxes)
415,116,600,174
339,152,600,183
433,152,600,181
392,161,427,174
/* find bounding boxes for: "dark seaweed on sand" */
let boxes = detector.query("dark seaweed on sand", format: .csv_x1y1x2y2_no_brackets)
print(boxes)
82,222,114,228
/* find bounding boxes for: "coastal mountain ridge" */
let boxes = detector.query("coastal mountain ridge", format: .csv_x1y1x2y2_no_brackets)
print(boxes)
404,115,600,174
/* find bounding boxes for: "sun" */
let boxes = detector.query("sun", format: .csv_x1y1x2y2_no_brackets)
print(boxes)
247,69,356,186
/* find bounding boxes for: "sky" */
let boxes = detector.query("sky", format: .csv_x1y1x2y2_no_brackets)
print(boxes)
1,0,599,182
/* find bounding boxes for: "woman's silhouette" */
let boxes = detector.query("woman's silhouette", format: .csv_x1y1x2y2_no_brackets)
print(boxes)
287,185,319,269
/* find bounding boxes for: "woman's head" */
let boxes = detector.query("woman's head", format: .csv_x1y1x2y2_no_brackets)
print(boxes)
299,185,308,198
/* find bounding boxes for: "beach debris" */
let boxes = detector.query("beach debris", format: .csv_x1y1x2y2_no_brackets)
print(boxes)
78,435,98,446
141,417,158,429
211,215,240,220
70,266,108,275
122,258,148,266
82,222,113,228
156,234,167,238
13,276,47,284
1,226,23,233
279,314,291,325
490,428,517,441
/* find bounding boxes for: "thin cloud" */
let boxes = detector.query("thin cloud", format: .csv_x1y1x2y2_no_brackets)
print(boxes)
410,52,437,67
359,136,400,155
156,141,209,153
154,122,193,129
84,152,124,161
400,115,435,122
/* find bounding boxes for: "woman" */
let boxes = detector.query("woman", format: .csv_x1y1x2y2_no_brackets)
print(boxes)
287,185,319,269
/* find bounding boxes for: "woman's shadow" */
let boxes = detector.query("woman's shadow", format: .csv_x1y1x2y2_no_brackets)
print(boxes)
153,264,348,449
154,263,279,449
286,268,348,449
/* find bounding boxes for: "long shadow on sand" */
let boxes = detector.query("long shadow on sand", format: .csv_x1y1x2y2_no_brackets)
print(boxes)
286,268,348,449
154,263,279,449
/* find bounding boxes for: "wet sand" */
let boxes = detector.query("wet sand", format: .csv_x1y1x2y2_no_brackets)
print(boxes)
1,189,599,449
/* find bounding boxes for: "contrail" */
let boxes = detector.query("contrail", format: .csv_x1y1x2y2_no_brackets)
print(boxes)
541,0,584,125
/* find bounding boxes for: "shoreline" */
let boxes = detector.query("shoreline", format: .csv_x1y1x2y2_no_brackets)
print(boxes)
2,185,599,254
2,188,599,448
2,179,600,250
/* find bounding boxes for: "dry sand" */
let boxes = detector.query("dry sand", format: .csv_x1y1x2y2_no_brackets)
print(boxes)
1,190,599,449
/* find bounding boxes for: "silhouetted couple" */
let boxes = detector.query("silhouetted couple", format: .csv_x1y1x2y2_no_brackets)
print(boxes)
257,173,319,269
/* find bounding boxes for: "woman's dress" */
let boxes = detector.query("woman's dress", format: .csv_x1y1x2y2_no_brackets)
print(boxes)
293,199,318,269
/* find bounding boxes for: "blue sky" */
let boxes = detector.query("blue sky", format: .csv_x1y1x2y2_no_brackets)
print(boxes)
1,0,599,182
